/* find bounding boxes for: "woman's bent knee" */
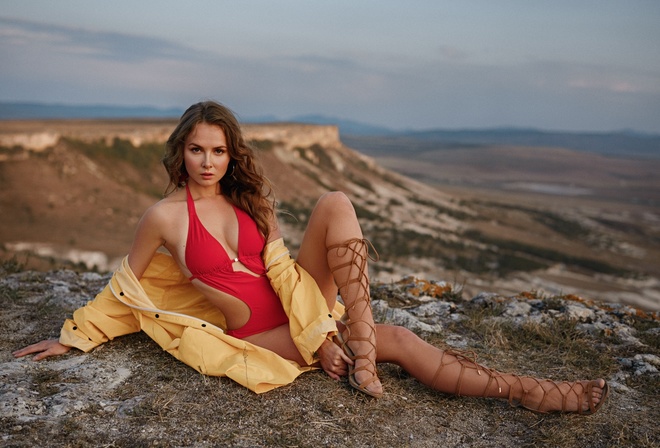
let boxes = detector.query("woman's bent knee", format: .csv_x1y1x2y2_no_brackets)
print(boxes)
377,325,418,362
308,191,364,247
316,191,354,214
312,192,361,237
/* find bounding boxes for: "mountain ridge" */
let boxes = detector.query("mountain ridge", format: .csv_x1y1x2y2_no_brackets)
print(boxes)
2,101,658,158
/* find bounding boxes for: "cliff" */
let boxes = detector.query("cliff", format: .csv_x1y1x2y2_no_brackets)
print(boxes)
0,120,342,152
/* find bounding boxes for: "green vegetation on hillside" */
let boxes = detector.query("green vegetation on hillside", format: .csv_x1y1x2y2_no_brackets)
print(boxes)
65,137,164,170
463,230,631,277
65,137,165,197
249,139,276,151
293,144,335,171
471,201,592,240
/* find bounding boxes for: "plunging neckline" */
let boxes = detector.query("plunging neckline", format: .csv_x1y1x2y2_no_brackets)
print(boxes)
185,185,241,266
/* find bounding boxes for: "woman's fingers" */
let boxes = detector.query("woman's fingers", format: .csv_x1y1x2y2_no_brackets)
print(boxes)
12,340,48,357
12,339,70,360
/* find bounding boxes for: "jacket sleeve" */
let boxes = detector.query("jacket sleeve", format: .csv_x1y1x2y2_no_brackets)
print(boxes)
263,238,341,364
59,275,141,352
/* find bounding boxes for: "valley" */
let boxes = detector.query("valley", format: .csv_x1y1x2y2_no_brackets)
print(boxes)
1,120,659,310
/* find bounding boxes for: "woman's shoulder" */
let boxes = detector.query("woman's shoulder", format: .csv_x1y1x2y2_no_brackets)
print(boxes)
158,188,187,205
142,190,186,222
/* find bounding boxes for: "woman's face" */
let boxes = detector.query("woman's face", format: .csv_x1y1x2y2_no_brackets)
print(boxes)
183,122,231,189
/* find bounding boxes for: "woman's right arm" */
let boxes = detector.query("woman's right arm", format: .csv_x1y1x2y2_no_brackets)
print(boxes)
127,204,168,280
13,205,167,361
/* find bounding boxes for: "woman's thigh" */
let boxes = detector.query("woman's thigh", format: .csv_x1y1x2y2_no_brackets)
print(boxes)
243,324,308,366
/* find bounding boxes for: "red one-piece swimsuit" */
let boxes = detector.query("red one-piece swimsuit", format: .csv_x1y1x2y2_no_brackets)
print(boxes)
184,185,289,338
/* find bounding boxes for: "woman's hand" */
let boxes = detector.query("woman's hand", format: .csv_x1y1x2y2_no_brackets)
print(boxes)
12,339,71,361
316,337,352,381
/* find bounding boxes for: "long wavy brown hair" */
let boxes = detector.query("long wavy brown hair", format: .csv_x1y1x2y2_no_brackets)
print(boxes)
162,101,275,239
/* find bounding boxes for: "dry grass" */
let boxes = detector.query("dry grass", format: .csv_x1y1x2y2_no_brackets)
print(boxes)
2,267,659,447
456,309,615,377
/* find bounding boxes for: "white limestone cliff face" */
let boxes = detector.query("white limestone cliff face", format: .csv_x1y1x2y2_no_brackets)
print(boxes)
243,123,341,150
0,121,342,152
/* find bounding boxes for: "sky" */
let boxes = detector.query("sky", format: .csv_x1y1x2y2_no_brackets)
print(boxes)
1,1,659,133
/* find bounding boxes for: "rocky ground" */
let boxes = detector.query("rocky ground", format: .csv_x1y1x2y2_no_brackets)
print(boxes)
1,264,658,447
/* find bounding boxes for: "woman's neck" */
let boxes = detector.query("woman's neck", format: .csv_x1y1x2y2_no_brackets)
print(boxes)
187,181,221,199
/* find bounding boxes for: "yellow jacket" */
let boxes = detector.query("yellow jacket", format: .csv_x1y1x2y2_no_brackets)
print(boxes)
59,238,341,393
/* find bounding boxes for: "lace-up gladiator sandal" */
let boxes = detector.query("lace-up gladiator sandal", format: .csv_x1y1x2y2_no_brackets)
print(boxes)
430,349,609,414
328,238,383,398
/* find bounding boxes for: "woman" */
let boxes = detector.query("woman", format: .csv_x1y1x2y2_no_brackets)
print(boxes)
14,101,608,413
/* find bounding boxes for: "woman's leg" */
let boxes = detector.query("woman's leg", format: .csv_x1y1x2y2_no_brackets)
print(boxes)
294,193,607,411
296,192,383,397
244,324,308,366
376,324,608,414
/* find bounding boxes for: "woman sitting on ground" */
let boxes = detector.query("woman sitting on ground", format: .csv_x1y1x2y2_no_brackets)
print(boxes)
13,101,608,414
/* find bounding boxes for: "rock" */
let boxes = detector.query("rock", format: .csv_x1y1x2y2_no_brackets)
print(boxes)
1,352,134,422
470,292,503,308
564,304,595,322
408,300,456,320
611,323,643,346
371,299,443,333
503,300,532,317
635,353,660,367
618,354,660,376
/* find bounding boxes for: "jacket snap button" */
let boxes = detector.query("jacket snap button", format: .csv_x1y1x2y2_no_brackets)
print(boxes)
72,326,77,330
120,292,124,296
155,314,159,318
202,324,206,327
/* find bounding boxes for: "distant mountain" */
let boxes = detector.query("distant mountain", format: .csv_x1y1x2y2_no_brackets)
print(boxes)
2,102,657,159
0,102,393,136
396,128,660,159
281,118,660,159
0,102,183,120
288,114,396,136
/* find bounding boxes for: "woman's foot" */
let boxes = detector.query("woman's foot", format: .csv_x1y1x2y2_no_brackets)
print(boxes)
512,378,609,414
337,327,383,398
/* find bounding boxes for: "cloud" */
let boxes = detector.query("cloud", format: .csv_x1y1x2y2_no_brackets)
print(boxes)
285,54,359,73
0,16,221,106
436,45,469,62
0,17,193,63
568,78,641,94
0,16,658,133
